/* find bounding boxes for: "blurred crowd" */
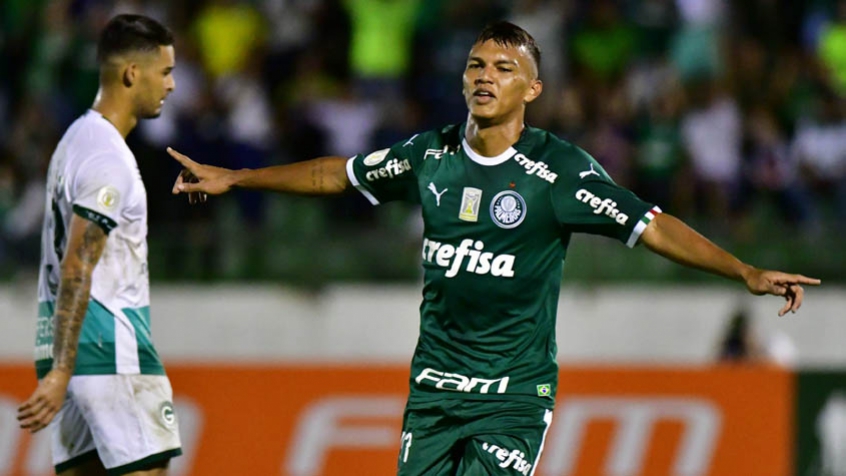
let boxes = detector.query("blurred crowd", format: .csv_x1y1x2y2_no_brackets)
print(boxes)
1,0,844,279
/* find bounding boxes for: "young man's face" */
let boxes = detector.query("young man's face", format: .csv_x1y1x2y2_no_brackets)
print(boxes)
133,45,176,119
463,39,542,123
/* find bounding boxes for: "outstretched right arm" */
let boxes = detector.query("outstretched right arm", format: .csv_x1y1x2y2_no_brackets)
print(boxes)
168,147,351,197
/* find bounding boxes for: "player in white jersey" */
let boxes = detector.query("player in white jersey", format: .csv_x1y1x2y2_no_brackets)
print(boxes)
16,15,181,476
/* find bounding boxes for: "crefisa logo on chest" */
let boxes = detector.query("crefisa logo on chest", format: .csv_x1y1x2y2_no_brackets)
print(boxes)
490,190,526,229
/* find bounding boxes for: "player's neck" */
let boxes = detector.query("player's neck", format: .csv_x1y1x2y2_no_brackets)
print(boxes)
464,116,524,157
92,88,137,138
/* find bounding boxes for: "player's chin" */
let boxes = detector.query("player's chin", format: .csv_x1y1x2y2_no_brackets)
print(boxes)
467,104,498,120
140,108,163,119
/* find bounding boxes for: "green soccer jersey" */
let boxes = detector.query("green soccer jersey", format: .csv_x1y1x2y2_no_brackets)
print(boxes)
347,124,659,408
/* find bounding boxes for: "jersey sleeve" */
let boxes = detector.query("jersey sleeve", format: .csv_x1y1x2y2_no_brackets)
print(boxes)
553,146,661,247
346,134,422,205
70,154,134,234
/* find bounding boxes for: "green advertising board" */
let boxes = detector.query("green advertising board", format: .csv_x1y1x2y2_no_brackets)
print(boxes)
797,371,846,476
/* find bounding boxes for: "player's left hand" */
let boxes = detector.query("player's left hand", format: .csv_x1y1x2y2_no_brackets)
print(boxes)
168,147,235,197
743,268,821,316
17,368,72,433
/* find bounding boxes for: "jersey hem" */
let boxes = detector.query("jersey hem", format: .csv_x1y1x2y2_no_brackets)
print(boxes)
35,360,165,379
406,392,555,410
625,206,662,248
346,157,380,205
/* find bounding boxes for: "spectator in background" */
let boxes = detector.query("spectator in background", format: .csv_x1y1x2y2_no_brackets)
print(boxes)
412,0,505,125
261,0,323,88
550,84,589,144
670,0,726,82
818,0,846,96
717,307,796,366
64,4,112,120
632,0,678,58
0,159,15,225
586,84,635,187
681,78,742,224
23,0,75,125
791,88,846,229
344,0,421,102
217,52,276,228
2,169,46,275
3,97,55,271
193,0,266,79
633,84,691,215
278,54,341,161
729,38,772,114
305,79,383,225
307,82,382,160
194,0,272,231
717,308,764,362
737,106,819,235
570,0,636,86
625,0,678,137
2,0,45,114
0,157,20,272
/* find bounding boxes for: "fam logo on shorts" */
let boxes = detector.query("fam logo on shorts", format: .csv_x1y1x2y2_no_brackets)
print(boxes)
159,401,177,430
96,186,120,212
490,190,526,229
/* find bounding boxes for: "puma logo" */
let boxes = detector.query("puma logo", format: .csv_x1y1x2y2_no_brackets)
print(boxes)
428,182,447,207
579,163,601,179
404,134,419,147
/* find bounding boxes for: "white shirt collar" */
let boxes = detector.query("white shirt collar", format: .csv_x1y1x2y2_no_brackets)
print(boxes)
461,138,517,166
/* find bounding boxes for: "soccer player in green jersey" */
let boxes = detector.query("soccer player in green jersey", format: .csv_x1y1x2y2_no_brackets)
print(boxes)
168,22,820,476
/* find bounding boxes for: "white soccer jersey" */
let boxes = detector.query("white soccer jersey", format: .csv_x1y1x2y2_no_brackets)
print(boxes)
36,110,164,378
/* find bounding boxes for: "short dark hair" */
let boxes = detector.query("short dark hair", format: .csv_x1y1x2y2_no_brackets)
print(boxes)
97,14,174,64
475,22,541,72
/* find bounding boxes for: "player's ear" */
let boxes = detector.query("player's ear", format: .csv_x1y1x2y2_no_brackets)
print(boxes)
122,62,138,88
523,79,543,104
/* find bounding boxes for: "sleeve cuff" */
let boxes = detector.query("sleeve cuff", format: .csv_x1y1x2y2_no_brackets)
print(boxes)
625,206,662,248
72,205,117,234
346,156,380,205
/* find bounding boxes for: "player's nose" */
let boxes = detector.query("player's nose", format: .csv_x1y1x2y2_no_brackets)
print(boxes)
474,71,493,85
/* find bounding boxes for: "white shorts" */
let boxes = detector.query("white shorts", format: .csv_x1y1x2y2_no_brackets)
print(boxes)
50,374,182,474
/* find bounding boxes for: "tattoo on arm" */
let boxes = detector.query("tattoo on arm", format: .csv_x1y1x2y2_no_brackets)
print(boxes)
312,160,326,193
52,219,107,373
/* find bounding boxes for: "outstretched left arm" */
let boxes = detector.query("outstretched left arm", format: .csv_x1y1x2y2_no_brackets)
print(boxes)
639,213,821,316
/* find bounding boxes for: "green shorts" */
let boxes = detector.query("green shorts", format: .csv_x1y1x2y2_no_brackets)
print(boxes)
396,399,553,476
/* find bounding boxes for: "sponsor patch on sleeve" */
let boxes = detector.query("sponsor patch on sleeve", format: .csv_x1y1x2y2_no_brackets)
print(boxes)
363,149,389,166
96,185,120,211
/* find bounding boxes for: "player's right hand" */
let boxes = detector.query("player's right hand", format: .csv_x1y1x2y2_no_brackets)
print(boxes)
17,368,71,433
742,268,821,316
168,147,236,197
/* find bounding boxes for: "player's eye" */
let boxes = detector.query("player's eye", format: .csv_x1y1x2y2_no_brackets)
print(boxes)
498,67,513,72
468,63,482,69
